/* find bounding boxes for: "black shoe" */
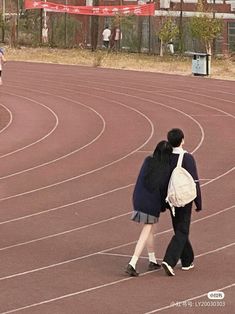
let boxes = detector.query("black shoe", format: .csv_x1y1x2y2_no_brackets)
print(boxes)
125,264,139,277
148,262,161,271
161,261,175,276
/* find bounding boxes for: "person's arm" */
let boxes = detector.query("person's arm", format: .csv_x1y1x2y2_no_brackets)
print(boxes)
2,55,6,63
183,154,202,211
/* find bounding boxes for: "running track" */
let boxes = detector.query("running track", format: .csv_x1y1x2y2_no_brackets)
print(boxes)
0,61,234,314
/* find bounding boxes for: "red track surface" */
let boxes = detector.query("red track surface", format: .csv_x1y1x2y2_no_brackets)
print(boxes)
0,61,234,314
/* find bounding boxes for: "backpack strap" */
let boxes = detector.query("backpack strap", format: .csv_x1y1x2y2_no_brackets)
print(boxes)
177,152,185,167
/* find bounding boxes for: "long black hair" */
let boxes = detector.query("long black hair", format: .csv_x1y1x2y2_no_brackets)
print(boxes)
144,140,172,192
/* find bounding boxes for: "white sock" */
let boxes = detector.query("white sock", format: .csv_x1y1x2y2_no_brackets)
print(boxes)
148,252,157,264
129,255,138,269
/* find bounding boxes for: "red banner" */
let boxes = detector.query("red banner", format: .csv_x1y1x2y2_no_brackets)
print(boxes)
24,0,155,16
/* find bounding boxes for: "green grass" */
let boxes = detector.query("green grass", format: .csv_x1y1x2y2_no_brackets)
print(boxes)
5,47,235,80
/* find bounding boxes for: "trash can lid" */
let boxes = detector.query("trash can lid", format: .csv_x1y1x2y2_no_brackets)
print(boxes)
185,51,210,56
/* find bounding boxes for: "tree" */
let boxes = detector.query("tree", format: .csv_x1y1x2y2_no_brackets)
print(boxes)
158,17,179,57
189,0,223,55
91,0,99,51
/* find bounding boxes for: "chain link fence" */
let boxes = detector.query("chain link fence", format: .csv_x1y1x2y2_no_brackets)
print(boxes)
0,3,228,55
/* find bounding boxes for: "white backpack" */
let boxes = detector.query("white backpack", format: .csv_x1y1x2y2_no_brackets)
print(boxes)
166,152,197,213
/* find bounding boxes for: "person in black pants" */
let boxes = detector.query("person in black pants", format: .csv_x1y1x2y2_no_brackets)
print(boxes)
162,128,202,276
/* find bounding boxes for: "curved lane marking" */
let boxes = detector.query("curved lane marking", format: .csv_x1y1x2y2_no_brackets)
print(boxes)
0,103,13,135
0,242,234,314
0,92,59,159
0,204,233,280
0,82,233,223
0,89,155,201
35,76,235,117
0,82,205,200
0,91,105,179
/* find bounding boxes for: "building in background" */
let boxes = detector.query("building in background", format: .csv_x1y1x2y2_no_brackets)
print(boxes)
0,0,235,54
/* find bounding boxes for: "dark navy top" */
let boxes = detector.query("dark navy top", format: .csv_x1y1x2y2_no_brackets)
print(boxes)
132,157,171,218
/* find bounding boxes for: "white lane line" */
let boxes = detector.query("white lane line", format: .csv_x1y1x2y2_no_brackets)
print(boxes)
0,242,234,314
0,204,233,282
101,242,235,261
201,167,235,187
38,76,235,118
0,79,205,200
100,204,235,253
0,103,13,135
0,211,130,252
0,156,232,226
0,92,105,180
0,93,59,160
11,70,235,98
0,184,134,226
0,165,233,249
0,89,155,201
101,243,235,261
26,79,207,155
190,114,230,117
144,282,235,313
10,67,235,95
4,76,232,208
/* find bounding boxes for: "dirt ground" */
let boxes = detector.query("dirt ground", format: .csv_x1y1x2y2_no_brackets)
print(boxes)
4,47,235,81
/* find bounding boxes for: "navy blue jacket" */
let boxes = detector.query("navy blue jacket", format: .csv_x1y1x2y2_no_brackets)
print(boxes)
170,152,202,211
132,157,171,217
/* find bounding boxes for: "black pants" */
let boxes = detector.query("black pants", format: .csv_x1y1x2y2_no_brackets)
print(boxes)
163,204,194,268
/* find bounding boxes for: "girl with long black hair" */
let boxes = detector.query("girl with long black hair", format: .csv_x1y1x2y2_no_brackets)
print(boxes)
126,140,172,276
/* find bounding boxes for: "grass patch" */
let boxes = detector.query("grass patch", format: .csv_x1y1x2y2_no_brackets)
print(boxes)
4,46,235,80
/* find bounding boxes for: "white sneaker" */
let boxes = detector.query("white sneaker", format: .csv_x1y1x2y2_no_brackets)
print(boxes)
182,263,194,271
162,261,175,276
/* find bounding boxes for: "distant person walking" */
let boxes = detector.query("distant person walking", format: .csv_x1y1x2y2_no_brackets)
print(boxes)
125,141,172,276
0,48,6,86
42,26,49,44
102,25,111,49
110,26,122,51
162,128,202,276
167,40,174,54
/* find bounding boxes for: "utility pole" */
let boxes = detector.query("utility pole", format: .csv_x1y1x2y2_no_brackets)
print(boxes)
65,0,68,47
16,0,19,44
179,0,183,53
213,0,216,55
2,0,5,42
148,0,152,54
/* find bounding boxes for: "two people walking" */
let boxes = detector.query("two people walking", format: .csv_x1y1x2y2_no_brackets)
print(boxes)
102,25,122,50
126,128,202,277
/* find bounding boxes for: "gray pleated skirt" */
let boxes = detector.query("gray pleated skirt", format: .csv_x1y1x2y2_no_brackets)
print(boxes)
131,211,158,224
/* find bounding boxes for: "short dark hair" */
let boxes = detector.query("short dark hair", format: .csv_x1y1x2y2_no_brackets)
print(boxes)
167,128,184,147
